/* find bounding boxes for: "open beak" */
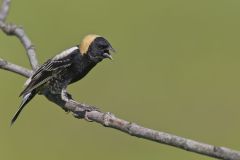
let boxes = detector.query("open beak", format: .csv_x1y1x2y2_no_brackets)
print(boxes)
103,46,115,60
103,52,113,60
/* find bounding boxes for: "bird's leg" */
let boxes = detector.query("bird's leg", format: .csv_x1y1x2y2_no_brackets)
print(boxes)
61,88,70,102
45,86,99,120
60,86,74,114
61,88,99,120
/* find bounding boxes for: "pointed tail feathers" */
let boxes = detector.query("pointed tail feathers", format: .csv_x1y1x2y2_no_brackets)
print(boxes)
11,91,36,126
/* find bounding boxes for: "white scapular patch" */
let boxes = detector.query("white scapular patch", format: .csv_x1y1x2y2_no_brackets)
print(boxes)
53,46,78,60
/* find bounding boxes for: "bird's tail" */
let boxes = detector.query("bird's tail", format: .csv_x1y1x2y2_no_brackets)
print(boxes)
11,90,36,126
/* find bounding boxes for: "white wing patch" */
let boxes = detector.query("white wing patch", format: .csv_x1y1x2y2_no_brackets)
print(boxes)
53,46,78,60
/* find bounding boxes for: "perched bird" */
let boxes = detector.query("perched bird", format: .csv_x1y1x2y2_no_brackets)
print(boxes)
11,34,114,125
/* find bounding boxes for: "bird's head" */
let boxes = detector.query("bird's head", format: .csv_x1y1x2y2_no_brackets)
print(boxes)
80,34,115,62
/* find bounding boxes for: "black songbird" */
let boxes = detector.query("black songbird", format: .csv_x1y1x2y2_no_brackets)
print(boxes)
11,34,114,125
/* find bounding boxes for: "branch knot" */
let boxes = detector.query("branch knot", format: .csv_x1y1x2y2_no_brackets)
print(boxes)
1,23,17,35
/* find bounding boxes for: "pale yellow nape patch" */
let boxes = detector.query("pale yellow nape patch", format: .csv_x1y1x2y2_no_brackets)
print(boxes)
80,34,100,55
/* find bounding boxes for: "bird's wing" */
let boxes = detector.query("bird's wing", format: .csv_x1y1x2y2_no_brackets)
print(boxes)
20,47,79,96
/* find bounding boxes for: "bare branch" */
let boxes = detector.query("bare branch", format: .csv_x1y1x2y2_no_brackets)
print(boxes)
0,0,38,70
1,0,240,160
44,91,240,160
0,0,10,22
0,58,32,77
87,111,240,160
0,22,38,70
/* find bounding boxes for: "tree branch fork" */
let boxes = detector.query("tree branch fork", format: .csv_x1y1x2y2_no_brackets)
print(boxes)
1,0,240,160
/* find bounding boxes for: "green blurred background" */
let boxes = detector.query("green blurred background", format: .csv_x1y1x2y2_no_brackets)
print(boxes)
0,0,240,159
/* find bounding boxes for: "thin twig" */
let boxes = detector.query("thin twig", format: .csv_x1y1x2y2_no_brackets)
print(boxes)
0,0,10,22
0,22,39,70
0,58,32,77
1,0,240,160
0,0,38,70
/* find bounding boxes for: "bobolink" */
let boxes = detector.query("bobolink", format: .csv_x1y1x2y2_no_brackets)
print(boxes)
11,34,114,125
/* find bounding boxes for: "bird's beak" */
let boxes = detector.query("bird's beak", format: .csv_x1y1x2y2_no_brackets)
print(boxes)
103,45,115,60
103,52,113,60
